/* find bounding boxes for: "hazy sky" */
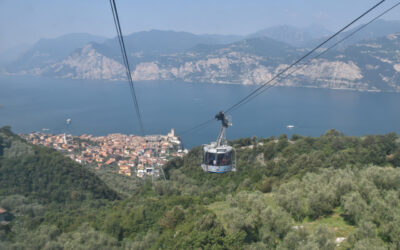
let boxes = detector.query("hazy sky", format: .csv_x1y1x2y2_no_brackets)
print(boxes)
1,0,400,52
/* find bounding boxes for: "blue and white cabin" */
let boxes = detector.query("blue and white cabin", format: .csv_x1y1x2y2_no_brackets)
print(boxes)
202,143,236,173
201,111,236,173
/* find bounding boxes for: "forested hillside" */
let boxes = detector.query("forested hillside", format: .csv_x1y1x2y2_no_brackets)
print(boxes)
0,126,119,203
1,127,400,249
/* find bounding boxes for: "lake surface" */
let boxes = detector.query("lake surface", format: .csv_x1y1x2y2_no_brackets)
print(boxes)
1,76,400,148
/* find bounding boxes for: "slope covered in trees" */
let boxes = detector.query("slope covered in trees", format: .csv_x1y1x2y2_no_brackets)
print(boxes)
0,126,119,203
1,127,400,249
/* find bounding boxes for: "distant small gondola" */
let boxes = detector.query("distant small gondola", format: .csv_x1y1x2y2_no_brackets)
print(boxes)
201,111,236,173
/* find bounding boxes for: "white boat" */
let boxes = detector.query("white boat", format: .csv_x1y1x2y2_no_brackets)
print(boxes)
287,125,295,129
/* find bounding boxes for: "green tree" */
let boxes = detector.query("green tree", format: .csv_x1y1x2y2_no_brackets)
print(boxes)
303,225,336,250
276,180,307,221
159,206,185,229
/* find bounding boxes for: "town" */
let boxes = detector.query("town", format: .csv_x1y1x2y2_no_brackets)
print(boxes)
22,128,188,179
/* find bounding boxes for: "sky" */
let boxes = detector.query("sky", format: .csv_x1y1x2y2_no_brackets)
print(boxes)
1,0,400,53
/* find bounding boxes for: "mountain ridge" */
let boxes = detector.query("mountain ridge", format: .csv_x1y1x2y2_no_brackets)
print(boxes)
248,24,332,47
3,20,400,92
6,33,108,73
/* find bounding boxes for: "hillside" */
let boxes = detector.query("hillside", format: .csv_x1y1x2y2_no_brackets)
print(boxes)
1,128,400,249
0,126,119,203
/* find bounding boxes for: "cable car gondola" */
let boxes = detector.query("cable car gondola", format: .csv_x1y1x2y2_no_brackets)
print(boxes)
201,111,236,173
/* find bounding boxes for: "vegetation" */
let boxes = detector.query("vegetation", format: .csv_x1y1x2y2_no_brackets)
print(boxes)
0,126,119,203
1,126,400,249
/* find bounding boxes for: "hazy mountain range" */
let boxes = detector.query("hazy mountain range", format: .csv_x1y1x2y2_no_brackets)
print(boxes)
3,33,107,71
2,19,400,92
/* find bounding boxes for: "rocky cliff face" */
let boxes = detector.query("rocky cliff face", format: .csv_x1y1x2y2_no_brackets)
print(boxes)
48,44,125,80
17,44,125,80
5,33,400,92
128,55,365,90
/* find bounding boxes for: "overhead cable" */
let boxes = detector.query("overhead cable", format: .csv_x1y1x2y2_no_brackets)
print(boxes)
110,0,145,135
228,0,400,113
224,0,386,114
180,0,390,136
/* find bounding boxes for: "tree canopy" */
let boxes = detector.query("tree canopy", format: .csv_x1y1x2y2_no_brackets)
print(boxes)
1,126,400,249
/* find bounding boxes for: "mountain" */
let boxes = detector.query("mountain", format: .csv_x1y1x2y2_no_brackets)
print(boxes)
334,33,400,91
35,36,299,84
39,43,126,80
250,20,400,49
249,24,331,47
0,43,32,67
3,21,400,92
102,29,244,55
25,32,400,92
308,19,400,49
5,33,108,73
4,30,243,75
0,126,119,203
197,33,245,44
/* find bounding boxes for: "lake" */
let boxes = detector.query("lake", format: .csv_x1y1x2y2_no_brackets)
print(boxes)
1,76,400,148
